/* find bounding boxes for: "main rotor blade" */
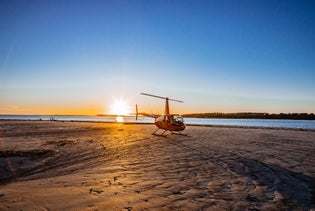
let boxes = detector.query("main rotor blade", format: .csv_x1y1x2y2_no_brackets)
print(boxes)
140,93,183,103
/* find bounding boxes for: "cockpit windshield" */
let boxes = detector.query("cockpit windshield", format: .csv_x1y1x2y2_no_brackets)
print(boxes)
171,114,184,125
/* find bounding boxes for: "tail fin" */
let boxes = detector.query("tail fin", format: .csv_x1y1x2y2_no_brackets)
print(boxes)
136,104,138,120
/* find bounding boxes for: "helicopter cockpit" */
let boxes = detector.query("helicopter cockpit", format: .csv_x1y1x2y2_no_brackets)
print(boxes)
170,114,185,126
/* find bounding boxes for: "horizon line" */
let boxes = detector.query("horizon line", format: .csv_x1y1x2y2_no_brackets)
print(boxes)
0,112,314,116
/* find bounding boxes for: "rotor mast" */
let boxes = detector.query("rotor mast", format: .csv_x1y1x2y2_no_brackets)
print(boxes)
165,98,169,115
140,93,183,115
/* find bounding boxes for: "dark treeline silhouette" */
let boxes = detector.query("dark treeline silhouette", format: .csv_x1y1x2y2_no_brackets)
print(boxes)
182,112,315,120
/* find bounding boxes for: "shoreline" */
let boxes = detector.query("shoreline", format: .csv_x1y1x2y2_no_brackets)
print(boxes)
1,120,314,210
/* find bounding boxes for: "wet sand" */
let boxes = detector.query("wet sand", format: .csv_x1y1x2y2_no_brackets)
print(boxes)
0,120,314,210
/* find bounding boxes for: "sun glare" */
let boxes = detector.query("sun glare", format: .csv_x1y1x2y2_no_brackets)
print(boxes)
109,99,131,116
116,116,124,122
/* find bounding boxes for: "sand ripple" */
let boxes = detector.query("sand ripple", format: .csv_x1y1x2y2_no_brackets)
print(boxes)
0,121,314,210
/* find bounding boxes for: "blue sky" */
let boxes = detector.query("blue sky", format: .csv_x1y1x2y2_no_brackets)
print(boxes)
1,0,314,114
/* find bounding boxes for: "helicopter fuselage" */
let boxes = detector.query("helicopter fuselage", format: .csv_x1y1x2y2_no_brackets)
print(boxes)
154,114,185,131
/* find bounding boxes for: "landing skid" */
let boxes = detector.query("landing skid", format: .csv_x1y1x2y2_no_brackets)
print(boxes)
152,128,188,136
171,131,188,136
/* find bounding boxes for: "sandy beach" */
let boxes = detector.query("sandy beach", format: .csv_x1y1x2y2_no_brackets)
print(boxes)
0,120,314,210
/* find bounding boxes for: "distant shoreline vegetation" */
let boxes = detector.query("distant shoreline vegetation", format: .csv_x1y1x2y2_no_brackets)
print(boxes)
182,113,315,120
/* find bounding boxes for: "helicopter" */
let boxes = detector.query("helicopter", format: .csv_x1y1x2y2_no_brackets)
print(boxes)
136,93,186,136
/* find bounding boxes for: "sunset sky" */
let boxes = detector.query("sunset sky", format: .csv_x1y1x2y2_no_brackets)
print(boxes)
1,0,314,115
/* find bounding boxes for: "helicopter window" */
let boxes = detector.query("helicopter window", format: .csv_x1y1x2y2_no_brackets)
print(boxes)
177,117,184,123
171,115,184,125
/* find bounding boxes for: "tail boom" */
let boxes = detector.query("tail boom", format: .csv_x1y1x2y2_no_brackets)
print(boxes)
135,104,160,119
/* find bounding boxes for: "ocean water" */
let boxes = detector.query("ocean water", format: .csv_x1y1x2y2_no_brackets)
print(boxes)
0,115,315,130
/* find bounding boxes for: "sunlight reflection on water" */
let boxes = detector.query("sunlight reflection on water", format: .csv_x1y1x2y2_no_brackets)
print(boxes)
116,116,124,122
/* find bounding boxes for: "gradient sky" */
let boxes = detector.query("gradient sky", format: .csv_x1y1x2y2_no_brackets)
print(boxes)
1,0,315,115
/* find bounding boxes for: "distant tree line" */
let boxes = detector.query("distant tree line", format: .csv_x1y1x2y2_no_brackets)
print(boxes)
182,112,315,120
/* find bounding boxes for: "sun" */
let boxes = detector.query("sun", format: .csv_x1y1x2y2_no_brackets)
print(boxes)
109,99,131,116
